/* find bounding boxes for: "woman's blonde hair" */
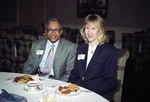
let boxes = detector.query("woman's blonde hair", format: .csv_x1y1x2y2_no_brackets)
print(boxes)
80,14,108,44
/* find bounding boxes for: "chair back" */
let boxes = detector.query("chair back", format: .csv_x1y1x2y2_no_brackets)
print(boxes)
113,49,129,102
0,33,15,72
13,34,37,72
106,30,115,45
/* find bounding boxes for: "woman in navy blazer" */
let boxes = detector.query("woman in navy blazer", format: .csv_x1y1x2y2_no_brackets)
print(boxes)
68,14,117,101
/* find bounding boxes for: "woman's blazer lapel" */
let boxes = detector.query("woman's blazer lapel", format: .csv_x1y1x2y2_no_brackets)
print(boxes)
86,45,101,73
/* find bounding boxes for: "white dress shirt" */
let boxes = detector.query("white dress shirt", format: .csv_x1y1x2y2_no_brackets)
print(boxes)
86,43,97,68
39,39,59,76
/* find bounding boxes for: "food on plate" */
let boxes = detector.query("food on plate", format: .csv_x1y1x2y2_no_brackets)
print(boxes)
68,84,80,91
14,77,20,82
14,75,34,84
18,79,28,84
23,75,32,80
58,84,80,94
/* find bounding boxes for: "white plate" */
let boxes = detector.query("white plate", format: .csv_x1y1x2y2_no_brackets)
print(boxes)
24,85,42,92
55,87,81,96
13,80,27,85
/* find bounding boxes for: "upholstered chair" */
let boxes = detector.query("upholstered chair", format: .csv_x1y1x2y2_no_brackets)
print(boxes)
61,27,71,41
122,33,140,73
0,33,15,72
106,32,129,102
113,49,129,102
140,34,150,73
69,29,79,43
13,34,37,73
106,30,115,45
62,28,80,49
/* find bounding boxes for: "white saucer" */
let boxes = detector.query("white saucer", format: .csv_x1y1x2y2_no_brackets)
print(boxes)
24,85,42,92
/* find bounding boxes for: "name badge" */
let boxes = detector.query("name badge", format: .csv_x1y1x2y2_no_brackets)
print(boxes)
37,50,44,55
78,54,85,60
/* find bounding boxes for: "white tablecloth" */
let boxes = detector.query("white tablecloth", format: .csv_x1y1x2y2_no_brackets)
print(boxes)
0,72,109,102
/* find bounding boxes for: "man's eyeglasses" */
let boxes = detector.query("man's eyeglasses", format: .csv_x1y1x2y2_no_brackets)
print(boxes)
46,28,61,34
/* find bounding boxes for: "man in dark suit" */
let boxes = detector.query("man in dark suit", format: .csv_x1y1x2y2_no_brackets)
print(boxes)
68,14,117,101
23,18,76,82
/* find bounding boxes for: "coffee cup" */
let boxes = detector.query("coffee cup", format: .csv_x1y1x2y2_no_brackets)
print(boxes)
27,81,39,91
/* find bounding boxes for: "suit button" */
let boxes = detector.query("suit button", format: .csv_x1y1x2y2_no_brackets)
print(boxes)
82,77,84,80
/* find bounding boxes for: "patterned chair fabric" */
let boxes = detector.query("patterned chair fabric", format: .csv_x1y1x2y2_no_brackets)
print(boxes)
0,29,14,34
61,27,84,49
61,27,79,43
0,33,15,72
13,34,37,73
69,29,79,43
0,32,37,73
122,33,141,73
122,33,150,73
141,34,150,62
77,32,84,44
13,26,38,37
106,30,115,45
61,27,71,41
0,58,13,72
140,34,150,73
122,33,140,60
113,49,129,102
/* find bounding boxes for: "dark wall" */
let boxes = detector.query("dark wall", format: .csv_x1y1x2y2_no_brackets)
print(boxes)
0,0,150,34
46,0,150,28
0,0,17,22
0,0,45,33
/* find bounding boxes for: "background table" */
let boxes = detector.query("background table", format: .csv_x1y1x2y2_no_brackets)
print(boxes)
0,72,109,102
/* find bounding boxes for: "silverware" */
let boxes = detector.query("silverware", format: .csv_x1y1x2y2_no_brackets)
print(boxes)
39,78,45,81
82,90,92,93
72,89,92,93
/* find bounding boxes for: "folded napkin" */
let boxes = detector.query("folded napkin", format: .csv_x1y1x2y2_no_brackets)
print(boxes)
0,89,27,102
33,74,40,81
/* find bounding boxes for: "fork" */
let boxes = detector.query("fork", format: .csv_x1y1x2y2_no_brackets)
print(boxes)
73,89,92,93
82,90,92,92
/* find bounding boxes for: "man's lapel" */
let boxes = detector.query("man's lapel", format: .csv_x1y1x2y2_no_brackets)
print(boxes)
52,38,64,76
37,40,47,63
53,38,63,62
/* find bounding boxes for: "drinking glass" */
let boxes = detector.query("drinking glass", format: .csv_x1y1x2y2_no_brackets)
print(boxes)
42,91,56,102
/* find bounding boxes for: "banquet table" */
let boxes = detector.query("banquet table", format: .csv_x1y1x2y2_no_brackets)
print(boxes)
0,72,109,102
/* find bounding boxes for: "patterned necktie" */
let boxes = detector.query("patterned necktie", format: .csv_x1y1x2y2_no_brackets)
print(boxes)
42,44,55,77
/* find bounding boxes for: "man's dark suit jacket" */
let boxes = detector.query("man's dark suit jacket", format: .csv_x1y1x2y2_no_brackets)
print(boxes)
68,42,117,101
